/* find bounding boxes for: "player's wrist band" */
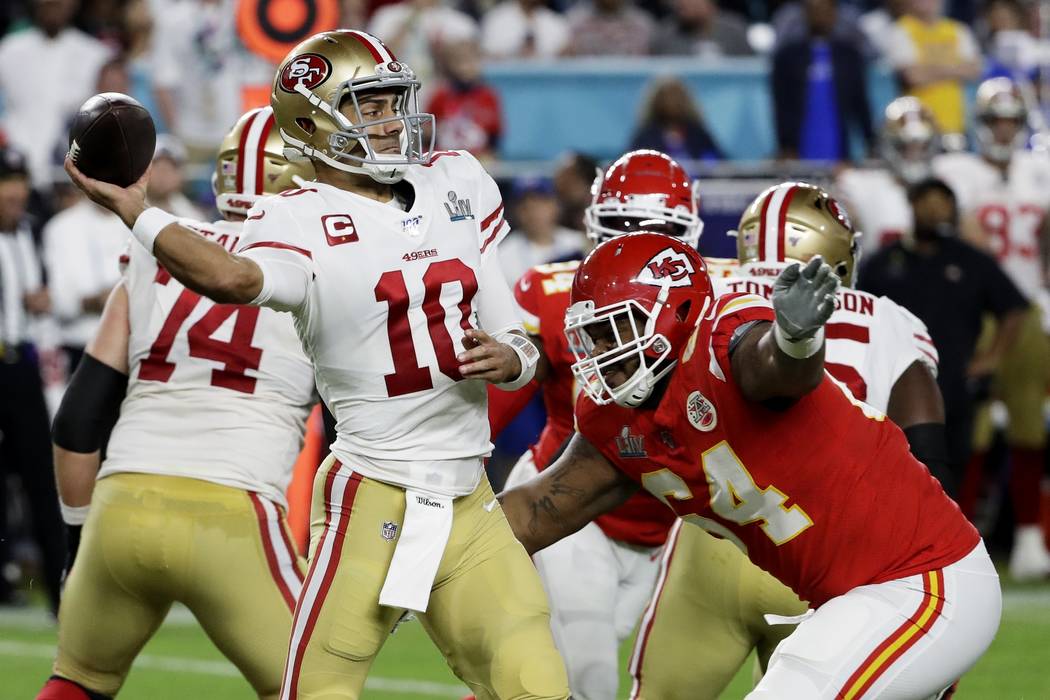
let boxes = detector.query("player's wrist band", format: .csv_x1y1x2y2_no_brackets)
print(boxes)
773,323,824,359
132,207,178,254
495,331,540,391
59,501,90,526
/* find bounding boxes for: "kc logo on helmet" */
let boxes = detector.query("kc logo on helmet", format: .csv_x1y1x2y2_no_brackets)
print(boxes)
637,247,695,288
279,53,332,93
322,214,359,246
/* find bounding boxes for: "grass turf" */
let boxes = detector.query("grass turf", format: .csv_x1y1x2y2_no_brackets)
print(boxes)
0,583,1046,698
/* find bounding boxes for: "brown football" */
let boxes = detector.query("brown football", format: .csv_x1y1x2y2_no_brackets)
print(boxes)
68,93,156,187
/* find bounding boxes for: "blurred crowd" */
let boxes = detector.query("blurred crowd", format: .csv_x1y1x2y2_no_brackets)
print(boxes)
1,0,1049,603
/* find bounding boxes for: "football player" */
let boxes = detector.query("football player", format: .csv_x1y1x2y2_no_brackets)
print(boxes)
500,233,1000,699
65,30,570,700
39,107,317,700
628,183,949,699
931,77,1050,580
492,150,692,700
836,97,941,254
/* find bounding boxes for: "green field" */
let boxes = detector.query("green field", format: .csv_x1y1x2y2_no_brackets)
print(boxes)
1,583,1047,699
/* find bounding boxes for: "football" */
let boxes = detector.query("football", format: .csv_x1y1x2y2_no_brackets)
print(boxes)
68,92,156,187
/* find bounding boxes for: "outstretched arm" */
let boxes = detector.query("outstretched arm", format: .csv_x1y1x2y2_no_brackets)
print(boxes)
65,158,263,304
498,434,637,554
732,257,839,403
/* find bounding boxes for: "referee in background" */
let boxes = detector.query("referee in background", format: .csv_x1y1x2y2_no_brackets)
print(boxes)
0,146,64,613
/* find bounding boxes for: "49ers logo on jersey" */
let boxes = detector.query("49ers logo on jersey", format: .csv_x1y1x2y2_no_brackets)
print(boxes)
637,247,695,288
279,53,332,93
322,214,359,245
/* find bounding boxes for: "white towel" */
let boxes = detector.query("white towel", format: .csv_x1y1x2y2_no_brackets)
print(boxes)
379,489,454,612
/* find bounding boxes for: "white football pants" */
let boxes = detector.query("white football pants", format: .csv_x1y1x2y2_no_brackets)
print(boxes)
505,451,663,700
749,540,1001,699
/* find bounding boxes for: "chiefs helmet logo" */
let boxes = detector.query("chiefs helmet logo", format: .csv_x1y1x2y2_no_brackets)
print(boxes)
279,53,332,93
637,247,695,288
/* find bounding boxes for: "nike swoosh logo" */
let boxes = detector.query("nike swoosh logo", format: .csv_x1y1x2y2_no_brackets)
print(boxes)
483,498,499,512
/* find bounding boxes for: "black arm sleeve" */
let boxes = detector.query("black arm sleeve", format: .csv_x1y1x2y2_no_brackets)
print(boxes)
903,422,954,494
52,354,128,453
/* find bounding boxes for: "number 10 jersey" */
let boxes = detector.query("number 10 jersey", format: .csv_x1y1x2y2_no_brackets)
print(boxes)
100,220,317,507
236,151,515,497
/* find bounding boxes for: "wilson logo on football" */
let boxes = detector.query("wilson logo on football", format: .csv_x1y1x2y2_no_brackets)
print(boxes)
322,214,359,246
637,247,695,288
279,53,332,93
686,391,717,432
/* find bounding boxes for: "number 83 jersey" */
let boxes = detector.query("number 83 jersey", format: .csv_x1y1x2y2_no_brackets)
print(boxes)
236,151,516,497
100,220,317,507
576,293,979,608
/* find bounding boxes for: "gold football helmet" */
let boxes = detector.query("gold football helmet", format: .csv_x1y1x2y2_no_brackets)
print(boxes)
974,77,1028,164
213,106,316,217
736,182,859,287
880,96,939,184
270,29,433,183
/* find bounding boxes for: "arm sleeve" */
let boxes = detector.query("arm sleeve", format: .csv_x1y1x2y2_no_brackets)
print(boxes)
477,251,524,335
474,156,511,260
709,294,777,380
235,202,315,312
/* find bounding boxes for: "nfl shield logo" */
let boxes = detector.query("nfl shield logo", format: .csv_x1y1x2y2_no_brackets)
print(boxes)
381,521,399,541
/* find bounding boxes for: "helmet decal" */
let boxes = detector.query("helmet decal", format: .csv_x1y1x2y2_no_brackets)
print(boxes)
638,248,696,288
278,53,332,93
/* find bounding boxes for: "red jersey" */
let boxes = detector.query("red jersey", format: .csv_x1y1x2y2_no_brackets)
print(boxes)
513,261,675,547
576,293,979,607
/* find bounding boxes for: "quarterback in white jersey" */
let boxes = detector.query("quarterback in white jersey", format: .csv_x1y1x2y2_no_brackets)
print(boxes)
836,97,941,255
627,183,951,700
65,30,570,700
42,107,317,700
930,77,1050,579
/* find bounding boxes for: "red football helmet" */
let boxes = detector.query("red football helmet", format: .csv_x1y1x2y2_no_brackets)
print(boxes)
585,149,703,247
565,232,713,407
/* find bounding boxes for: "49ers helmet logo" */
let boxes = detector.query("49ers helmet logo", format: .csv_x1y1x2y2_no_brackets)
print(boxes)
279,53,332,93
637,247,696,288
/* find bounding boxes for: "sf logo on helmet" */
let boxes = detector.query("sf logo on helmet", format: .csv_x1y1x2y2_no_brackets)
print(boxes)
279,53,332,93
637,248,695,288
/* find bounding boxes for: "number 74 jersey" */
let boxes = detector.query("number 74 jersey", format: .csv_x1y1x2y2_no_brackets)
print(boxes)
575,293,979,607
100,220,316,507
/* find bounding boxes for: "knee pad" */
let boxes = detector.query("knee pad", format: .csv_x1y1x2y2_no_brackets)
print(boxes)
37,676,112,700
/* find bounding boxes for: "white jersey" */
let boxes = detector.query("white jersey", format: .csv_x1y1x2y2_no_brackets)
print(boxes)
100,219,316,507
715,267,938,412
835,167,912,256
933,150,1050,308
236,150,516,497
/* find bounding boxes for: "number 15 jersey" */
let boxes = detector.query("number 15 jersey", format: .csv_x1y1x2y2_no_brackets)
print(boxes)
100,220,317,507
236,151,516,497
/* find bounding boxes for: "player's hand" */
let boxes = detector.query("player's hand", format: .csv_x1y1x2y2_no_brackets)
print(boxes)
458,329,522,384
772,256,840,340
64,155,149,229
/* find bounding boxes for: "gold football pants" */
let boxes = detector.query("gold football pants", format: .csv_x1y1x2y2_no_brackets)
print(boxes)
973,307,1050,450
280,455,569,700
628,521,807,700
55,472,305,698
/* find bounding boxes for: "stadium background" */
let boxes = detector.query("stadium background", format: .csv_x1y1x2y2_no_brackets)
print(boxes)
0,0,1048,697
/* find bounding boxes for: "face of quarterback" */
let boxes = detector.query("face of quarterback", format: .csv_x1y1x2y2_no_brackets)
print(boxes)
339,89,405,156
585,315,641,390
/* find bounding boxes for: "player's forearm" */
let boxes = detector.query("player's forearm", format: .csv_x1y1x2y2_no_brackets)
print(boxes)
152,224,263,304
734,323,825,402
498,435,636,554
53,447,101,508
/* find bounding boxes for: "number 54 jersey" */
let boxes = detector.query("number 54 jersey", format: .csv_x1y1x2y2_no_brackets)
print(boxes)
100,220,316,507
576,294,979,608
236,151,515,497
